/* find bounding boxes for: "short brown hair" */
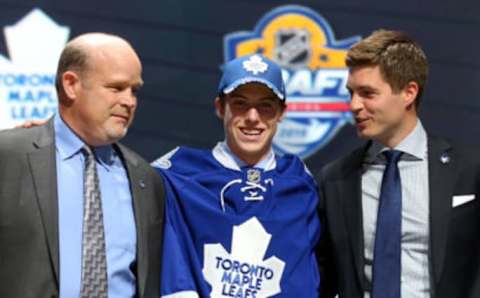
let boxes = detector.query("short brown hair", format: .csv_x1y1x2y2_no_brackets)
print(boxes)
346,29,428,108
54,43,89,102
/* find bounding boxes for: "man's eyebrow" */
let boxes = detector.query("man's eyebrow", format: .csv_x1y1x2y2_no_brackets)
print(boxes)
347,84,377,92
228,92,247,98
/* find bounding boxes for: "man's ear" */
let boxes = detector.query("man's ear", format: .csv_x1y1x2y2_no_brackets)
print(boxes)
62,70,81,100
403,81,419,108
214,96,225,119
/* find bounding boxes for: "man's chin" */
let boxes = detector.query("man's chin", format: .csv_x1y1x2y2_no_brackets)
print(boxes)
238,145,269,160
357,129,372,140
106,128,128,143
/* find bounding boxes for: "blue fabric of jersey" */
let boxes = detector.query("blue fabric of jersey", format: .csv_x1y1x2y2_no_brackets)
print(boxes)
155,147,321,298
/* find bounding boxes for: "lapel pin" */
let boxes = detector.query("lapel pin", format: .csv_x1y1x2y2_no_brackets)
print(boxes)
139,180,146,188
440,152,450,164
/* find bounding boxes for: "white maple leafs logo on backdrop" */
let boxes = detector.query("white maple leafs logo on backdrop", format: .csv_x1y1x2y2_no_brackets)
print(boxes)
203,217,285,298
0,8,69,129
242,55,268,75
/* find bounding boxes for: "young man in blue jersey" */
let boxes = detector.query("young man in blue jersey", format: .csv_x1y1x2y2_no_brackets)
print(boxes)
154,54,321,297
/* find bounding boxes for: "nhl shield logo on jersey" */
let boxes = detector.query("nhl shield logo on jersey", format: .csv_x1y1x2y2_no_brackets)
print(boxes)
203,217,285,298
246,169,261,184
224,5,361,158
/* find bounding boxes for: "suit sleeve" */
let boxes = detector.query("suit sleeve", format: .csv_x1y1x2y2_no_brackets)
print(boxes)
316,170,339,298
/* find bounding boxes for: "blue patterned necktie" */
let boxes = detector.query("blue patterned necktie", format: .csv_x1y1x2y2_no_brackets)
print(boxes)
372,150,403,298
80,146,108,298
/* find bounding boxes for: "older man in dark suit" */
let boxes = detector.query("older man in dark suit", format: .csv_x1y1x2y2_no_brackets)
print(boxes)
0,33,164,298
317,30,480,298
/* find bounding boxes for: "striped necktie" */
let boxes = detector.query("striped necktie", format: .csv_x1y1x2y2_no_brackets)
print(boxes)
80,146,108,298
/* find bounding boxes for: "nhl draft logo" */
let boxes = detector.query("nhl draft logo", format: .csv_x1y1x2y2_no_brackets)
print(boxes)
203,217,285,297
0,9,70,129
224,5,361,158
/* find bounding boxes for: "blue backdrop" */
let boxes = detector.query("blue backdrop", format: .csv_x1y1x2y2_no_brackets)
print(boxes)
1,0,479,172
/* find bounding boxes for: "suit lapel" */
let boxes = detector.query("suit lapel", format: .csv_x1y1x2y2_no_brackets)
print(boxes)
338,144,370,288
117,145,148,298
428,136,456,284
335,136,455,288
28,120,59,284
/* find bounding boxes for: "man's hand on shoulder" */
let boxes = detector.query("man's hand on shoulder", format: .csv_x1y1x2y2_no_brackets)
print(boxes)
15,119,47,129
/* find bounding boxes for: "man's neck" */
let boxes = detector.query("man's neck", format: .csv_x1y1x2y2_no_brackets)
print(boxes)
377,115,418,149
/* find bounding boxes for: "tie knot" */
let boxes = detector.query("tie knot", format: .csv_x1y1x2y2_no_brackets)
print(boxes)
81,146,97,165
82,146,94,157
383,150,403,164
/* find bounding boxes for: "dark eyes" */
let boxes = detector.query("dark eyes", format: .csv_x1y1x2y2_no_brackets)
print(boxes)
231,100,248,108
108,85,123,92
359,91,375,98
131,87,141,95
230,99,275,109
347,89,375,99
108,85,141,95
228,99,279,119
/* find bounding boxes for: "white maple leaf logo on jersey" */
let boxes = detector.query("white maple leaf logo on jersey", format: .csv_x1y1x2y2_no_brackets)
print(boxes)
203,217,285,298
242,55,268,75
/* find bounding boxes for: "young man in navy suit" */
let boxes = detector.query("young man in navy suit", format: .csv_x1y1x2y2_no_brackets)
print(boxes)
317,29,480,298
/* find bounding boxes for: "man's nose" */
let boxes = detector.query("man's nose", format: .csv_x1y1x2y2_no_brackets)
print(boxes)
245,105,261,121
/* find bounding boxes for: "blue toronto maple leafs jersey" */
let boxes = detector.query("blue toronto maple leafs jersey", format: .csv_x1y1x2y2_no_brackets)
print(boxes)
153,145,321,298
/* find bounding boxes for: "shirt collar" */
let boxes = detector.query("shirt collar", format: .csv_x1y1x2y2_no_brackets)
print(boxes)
54,113,85,160
212,141,276,171
366,119,427,163
54,113,116,165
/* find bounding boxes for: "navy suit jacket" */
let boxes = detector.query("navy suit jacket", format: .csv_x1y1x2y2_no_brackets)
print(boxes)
316,135,480,298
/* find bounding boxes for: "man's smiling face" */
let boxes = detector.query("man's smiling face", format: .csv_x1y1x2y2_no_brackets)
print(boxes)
215,82,286,165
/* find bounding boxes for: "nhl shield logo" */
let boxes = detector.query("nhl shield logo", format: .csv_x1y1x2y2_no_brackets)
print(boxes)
274,29,311,69
247,168,261,184
223,5,361,158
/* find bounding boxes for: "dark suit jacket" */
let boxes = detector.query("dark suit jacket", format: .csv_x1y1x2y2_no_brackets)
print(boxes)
0,119,165,298
316,135,480,298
